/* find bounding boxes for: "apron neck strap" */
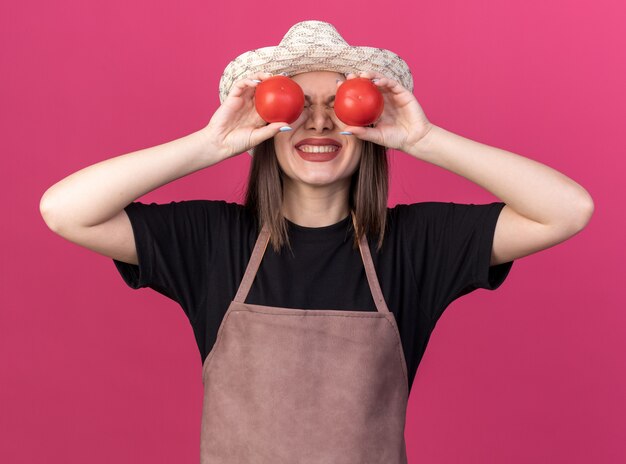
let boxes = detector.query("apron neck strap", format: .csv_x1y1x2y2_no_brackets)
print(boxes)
233,212,390,314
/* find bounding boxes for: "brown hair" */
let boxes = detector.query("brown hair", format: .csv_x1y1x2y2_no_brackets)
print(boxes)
244,138,389,254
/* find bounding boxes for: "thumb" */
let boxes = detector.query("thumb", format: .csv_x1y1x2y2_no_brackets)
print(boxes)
341,125,377,143
250,121,291,145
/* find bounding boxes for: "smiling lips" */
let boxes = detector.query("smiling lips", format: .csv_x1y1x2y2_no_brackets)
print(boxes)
294,138,343,162
295,137,342,148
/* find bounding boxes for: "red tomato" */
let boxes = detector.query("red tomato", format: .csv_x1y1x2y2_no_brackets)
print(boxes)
254,76,305,124
334,78,384,126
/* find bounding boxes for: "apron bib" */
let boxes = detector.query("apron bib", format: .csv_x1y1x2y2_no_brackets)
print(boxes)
200,212,409,463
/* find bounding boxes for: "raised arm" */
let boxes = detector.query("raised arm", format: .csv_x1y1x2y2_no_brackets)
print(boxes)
338,71,594,266
39,71,289,265
39,129,222,264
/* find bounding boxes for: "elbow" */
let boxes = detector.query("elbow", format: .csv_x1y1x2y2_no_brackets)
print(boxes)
39,190,60,232
571,192,595,232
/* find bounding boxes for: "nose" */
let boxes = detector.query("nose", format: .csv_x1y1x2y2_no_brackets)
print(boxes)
303,105,335,132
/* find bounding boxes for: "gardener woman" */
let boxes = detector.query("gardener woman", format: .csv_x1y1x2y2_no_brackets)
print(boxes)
40,20,593,463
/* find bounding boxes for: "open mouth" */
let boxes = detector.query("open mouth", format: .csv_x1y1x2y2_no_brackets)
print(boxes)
294,138,343,162
294,145,342,162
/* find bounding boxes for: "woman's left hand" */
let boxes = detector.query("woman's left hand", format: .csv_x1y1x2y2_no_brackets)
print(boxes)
337,71,433,155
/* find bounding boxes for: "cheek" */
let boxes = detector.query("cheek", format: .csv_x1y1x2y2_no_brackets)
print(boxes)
273,141,293,172
274,136,292,157
350,142,364,161
353,146,365,170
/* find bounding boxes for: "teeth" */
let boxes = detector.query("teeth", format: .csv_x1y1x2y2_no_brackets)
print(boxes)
297,145,340,153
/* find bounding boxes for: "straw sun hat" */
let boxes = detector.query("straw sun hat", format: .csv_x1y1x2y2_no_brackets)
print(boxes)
218,19,414,156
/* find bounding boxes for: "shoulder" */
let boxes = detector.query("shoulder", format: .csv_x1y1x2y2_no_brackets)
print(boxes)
140,198,251,219
124,199,257,233
188,199,257,229
387,201,446,227
385,201,505,245
389,201,455,215
388,201,504,223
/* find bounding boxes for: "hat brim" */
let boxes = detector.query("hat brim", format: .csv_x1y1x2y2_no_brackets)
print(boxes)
219,44,413,106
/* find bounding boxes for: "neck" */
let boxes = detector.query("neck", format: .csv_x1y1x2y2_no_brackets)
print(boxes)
281,180,351,227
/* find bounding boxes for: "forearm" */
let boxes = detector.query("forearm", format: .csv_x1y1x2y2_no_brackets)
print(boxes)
40,128,219,229
408,124,594,227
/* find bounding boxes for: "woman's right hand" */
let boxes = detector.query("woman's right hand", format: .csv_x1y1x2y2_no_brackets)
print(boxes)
201,71,290,161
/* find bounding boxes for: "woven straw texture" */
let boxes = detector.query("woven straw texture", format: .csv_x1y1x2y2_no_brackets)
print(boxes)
217,20,413,156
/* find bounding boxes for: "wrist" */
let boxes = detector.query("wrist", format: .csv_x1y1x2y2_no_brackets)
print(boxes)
406,123,439,160
196,126,228,166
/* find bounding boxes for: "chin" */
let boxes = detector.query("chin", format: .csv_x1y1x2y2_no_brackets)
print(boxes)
293,171,354,188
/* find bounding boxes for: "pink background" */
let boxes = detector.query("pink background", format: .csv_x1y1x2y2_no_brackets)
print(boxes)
2,1,624,462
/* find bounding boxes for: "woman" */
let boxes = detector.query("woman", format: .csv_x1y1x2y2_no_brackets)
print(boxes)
40,20,593,463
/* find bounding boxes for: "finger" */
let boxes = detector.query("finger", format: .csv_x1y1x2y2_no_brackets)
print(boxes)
338,125,380,144
228,75,269,99
349,71,405,93
343,71,405,94
355,70,390,81
230,69,289,100
250,121,291,145
371,76,407,95
244,71,274,81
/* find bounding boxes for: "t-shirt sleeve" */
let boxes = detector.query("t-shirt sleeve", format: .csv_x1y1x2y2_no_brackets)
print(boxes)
112,199,226,322
401,201,514,323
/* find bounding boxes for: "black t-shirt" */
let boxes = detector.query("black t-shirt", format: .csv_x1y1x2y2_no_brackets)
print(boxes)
113,200,514,391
